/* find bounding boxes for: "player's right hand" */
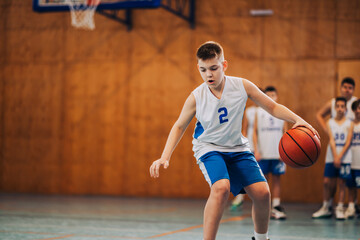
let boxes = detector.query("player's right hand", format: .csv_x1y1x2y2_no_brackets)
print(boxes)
150,158,169,178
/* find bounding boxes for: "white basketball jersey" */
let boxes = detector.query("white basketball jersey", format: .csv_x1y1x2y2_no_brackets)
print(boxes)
351,122,360,169
245,106,257,152
255,107,284,159
192,76,250,161
325,118,352,164
331,96,357,120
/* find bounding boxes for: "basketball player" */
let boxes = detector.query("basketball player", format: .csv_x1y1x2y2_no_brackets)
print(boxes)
149,41,319,240
313,78,357,219
345,99,360,218
316,77,356,133
253,86,288,220
313,97,353,220
230,104,258,211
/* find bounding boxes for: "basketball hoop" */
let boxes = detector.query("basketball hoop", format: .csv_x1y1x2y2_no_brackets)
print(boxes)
65,0,101,30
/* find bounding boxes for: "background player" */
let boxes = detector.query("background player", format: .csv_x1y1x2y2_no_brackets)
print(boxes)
313,78,357,219
345,99,360,218
313,97,354,219
253,86,288,220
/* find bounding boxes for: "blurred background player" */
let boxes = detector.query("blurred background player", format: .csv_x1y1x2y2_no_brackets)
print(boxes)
313,97,354,220
253,86,288,220
317,77,357,133
313,78,357,219
230,103,258,210
345,99,360,218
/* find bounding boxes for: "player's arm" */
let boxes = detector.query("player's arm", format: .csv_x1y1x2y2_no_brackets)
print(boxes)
242,110,249,137
316,100,332,135
243,79,319,138
327,121,339,168
252,112,261,161
337,122,354,162
150,93,196,178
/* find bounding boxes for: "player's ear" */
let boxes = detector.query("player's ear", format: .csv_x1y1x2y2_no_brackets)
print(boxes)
222,60,228,71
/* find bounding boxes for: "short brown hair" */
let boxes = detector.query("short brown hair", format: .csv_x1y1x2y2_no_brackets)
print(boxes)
196,41,224,61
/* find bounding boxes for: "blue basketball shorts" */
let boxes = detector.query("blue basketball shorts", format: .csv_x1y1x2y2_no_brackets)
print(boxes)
324,163,351,180
258,159,286,175
198,151,267,196
346,169,360,188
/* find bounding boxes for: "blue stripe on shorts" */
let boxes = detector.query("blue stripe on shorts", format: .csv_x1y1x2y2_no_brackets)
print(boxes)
198,151,266,196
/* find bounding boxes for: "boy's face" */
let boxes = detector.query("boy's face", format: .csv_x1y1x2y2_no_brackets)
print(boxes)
340,83,354,100
198,57,227,89
354,105,360,120
335,101,346,118
265,91,278,102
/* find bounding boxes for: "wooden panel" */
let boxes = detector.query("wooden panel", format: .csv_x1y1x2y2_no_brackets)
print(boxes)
264,18,335,59
268,0,336,19
2,64,63,192
336,21,360,58
6,0,66,30
6,29,63,63
62,61,128,194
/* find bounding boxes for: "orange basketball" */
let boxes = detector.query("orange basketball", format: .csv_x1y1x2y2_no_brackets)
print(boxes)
279,126,321,169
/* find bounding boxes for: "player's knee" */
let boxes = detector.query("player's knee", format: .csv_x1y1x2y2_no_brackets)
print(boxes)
323,177,332,188
211,180,230,198
257,187,271,204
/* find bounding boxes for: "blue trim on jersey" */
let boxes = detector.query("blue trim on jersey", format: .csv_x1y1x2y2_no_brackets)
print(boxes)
335,143,345,147
194,121,204,139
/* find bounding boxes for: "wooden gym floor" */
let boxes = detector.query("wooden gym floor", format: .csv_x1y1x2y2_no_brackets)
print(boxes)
0,194,359,240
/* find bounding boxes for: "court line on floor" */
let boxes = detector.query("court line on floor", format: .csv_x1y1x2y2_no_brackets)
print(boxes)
146,214,251,239
0,230,144,240
34,234,75,240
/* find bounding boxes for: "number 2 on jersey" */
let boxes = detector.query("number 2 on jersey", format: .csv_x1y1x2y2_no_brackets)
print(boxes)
218,107,229,124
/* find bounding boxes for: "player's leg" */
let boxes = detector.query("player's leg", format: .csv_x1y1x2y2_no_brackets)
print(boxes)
345,169,357,218
197,151,231,240
269,160,286,220
226,151,269,240
203,179,230,240
245,181,271,239
336,163,352,220
336,178,346,220
312,163,338,218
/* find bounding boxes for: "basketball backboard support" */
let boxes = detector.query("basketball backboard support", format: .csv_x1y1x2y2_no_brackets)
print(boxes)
32,0,195,30
33,0,162,12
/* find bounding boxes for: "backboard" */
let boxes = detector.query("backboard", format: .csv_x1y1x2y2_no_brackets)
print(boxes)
33,0,162,12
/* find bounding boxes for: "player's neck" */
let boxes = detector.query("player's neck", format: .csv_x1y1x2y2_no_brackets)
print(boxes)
208,77,226,99
334,115,346,123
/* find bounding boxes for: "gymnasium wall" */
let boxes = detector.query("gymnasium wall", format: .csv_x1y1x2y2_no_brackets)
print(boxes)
1,0,360,203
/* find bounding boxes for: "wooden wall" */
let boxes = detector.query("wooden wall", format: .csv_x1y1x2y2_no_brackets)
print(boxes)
1,0,360,203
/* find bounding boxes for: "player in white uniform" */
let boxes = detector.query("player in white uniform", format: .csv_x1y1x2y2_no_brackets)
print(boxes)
345,99,360,218
230,105,257,210
314,97,354,220
313,77,357,219
149,41,319,240
253,86,288,220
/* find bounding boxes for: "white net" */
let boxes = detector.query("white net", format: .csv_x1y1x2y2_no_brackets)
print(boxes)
66,0,101,30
